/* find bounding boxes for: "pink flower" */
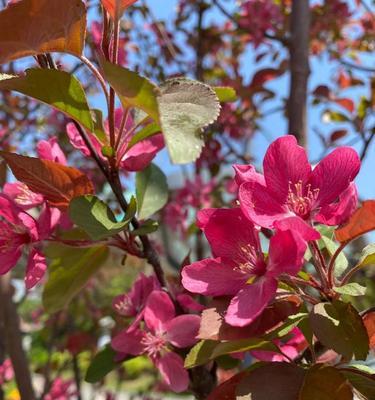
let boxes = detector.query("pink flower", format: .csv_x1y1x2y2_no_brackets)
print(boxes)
238,135,360,229
0,195,56,289
251,328,307,362
66,108,164,172
3,182,44,210
112,273,160,328
44,378,76,400
0,359,14,385
112,291,200,392
182,208,312,327
37,137,67,165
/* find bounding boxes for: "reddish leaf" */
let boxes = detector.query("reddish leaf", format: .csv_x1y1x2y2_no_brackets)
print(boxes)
1,152,94,210
330,129,348,142
363,310,375,349
198,296,301,341
299,364,352,400
335,201,375,242
207,371,247,400
334,98,355,113
0,0,86,65
250,68,280,88
313,85,331,98
338,71,351,89
101,0,138,18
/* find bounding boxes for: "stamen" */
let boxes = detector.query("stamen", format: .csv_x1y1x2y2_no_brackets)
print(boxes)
141,332,166,358
287,180,319,218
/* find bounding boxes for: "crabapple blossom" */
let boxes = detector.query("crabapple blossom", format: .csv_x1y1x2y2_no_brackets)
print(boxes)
182,207,317,327
112,290,200,392
238,135,360,229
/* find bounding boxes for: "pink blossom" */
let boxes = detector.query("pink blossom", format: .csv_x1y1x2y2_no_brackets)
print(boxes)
251,328,307,362
0,359,14,385
182,208,312,327
66,108,164,172
0,195,56,289
37,137,67,165
112,291,200,392
238,135,360,229
3,182,44,210
44,378,76,400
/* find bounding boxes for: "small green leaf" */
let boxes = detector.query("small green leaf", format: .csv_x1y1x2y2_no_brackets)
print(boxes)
266,313,308,339
322,110,350,123
91,109,107,142
321,235,348,277
157,78,221,164
128,123,161,149
136,163,168,220
358,243,375,268
334,283,367,296
131,220,159,236
309,300,369,361
0,69,93,131
213,86,237,102
102,61,159,121
184,338,277,369
43,245,108,313
69,195,135,240
85,345,118,383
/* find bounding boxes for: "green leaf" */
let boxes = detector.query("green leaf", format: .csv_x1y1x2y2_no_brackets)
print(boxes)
91,109,107,142
157,78,221,164
69,195,135,240
85,345,118,383
42,245,108,313
322,110,350,123
266,313,308,339
136,163,168,220
0,69,93,131
102,61,159,121
185,338,277,369
299,364,353,400
128,122,161,149
334,283,367,296
321,235,348,277
342,369,375,399
309,300,369,361
213,86,237,102
358,243,375,268
131,220,159,236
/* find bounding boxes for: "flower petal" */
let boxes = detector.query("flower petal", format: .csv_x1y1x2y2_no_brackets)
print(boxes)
239,181,290,228
263,135,311,203
233,164,265,186
111,328,145,355
155,352,189,393
66,123,102,157
267,230,306,277
164,315,200,348
182,258,247,297
37,137,67,165
315,182,358,226
0,249,21,275
225,277,278,327
274,216,320,241
25,248,47,289
309,147,360,207
144,291,175,333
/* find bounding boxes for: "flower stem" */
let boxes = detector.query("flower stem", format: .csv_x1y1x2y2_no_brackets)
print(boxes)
310,241,330,289
327,241,348,286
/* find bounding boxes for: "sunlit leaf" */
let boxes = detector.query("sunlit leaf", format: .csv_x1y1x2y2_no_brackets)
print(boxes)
0,0,86,64
136,163,168,220
334,283,367,297
0,152,94,210
357,244,375,269
299,364,353,400
69,195,136,240
0,69,93,131
213,86,237,102
157,78,221,164
309,300,369,361
128,123,161,149
335,201,375,242
43,245,108,313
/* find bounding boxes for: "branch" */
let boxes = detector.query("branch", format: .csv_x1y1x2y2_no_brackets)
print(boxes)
287,0,310,147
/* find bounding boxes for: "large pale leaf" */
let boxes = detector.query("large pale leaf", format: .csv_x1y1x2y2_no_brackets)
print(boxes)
1,152,94,210
309,300,369,360
0,69,93,131
335,200,375,242
102,61,159,121
299,365,352,400
69,195,136,240
43,245,108,313
157,78,221,164
0,0,86,64
136,163,168,220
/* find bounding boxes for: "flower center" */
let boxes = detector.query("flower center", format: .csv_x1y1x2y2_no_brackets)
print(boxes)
235,244,263,275
113,295,134,316
141,332,167,358
286,181,319,219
